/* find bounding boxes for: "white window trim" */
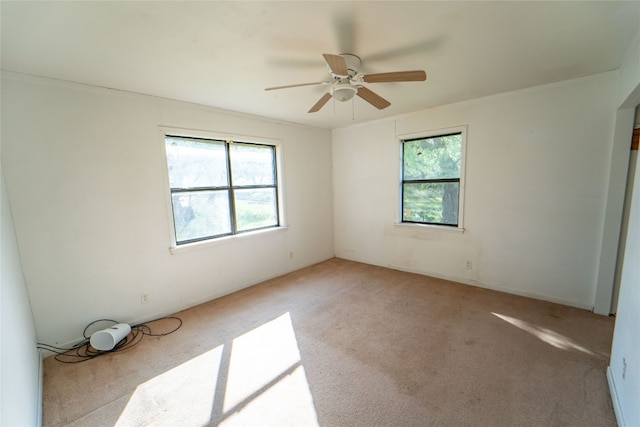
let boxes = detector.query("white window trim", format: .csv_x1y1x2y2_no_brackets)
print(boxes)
396,125,468,232
169,226,289,255
158,126,287,252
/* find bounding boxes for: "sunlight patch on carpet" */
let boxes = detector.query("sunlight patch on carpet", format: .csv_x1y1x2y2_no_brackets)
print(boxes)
221,364,317,426
115,312,318,426
222,312,318,426
492,312,594,354
115,345,223,426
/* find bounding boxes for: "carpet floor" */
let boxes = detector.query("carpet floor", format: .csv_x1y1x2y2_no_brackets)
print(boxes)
42,258,616,426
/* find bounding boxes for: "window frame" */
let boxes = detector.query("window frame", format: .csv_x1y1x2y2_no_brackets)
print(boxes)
397,126,467,231
160,127,285,250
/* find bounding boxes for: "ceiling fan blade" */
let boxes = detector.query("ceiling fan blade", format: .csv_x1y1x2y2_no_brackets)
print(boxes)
322,53,348,76
308,93,333,113
362,70,427,83
265,82,325,91
357,86,391,110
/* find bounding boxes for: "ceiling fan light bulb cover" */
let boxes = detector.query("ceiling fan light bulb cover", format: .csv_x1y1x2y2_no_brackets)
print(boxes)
332,85,357,102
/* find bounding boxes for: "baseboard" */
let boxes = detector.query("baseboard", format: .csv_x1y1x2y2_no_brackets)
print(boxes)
385,262,594,311
180,253,336,313
46,253,338,353
607,366,625,427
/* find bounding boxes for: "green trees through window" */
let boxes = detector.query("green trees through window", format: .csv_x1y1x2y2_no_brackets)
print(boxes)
165,136,279,244
402,132,463,226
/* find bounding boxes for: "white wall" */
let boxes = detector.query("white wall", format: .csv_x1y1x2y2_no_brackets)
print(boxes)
333,71,618,310
1,72,334,347
1,168,41,425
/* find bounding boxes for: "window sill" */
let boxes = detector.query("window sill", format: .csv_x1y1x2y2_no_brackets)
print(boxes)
169,226,289,255
393,222,465,233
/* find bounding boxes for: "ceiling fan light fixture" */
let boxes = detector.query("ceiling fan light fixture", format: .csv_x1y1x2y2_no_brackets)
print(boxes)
331,84,357,102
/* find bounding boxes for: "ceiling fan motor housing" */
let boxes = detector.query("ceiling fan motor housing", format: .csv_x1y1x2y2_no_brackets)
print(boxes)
329,54,361,102
340,54,361,78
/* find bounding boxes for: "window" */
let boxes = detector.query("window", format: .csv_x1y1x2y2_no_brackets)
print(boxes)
164,135,280,245
401,130,465,227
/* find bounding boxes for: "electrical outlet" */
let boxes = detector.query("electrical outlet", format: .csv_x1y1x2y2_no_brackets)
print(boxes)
140,293,150,304
466,260,473,270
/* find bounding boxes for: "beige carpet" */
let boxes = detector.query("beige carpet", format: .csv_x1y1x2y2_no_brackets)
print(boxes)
42,258,616,426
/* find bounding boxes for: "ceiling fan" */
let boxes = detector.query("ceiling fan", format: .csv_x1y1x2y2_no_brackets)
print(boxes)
265,53,427,113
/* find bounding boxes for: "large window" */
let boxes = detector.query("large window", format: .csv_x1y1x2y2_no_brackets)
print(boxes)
165,135,279,245
401,130,465,227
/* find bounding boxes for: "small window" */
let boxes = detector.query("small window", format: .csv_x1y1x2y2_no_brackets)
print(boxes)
401,130,465,227
165,135,280,245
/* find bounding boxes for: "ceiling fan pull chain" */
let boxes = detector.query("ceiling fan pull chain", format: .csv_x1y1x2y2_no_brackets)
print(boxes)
352,98,355,121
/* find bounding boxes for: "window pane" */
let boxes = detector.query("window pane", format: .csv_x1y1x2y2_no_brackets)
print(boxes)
234,188,278,232
403,134,462,180
172,191,231,242
403,182,459,225
166,137,228,188
230,144,275,186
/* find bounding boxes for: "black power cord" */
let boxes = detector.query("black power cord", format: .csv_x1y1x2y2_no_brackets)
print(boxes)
36,316,182,363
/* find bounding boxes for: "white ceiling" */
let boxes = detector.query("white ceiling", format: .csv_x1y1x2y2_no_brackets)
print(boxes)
2,1,639,129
